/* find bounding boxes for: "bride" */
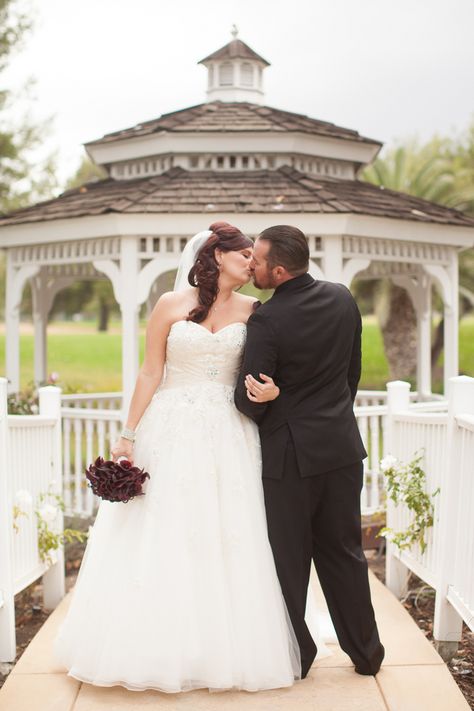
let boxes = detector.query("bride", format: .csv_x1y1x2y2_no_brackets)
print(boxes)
53,221,332,693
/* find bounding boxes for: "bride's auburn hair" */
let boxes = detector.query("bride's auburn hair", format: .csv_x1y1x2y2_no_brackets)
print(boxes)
187,221,253,324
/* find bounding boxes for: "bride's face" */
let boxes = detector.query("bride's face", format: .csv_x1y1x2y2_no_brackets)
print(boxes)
217,247,253,286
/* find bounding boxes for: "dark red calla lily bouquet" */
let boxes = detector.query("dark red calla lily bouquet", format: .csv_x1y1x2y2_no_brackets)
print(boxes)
85,456,150,503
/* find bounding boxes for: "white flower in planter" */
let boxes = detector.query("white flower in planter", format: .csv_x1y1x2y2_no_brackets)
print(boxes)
38,503,59,524
380,454,398,472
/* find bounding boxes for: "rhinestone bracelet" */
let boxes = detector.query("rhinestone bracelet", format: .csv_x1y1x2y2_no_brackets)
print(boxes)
120,427,136,442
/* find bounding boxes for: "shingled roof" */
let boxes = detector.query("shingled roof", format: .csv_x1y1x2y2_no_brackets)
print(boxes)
85,102,382,146
198,38,270,66
1,167,473,228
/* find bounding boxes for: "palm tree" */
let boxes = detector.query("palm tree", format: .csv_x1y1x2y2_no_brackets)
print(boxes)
361,127,474,383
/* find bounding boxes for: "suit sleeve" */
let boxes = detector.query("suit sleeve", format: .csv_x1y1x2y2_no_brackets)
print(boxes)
234,310,278,424
347,302,362,404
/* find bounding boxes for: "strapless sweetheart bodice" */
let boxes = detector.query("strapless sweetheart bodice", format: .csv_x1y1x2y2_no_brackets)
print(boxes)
160,319,247,390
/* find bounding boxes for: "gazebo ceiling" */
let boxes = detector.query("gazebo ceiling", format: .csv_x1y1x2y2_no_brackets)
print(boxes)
85,102,381,147
1,166,473,229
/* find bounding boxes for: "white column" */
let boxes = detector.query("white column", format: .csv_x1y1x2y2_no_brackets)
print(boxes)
443,252,459,394
119,237,140,422
39,385,65,609
0,377,16,661
416,277,432,398
5,257,39,393
385,380,411,597
424,259,459,396
31,270,48,384
322,235,343,282
433,376,474,659
5,253,21,393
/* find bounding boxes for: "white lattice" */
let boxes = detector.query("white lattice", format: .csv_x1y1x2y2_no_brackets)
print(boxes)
342,236,450,265
355,261,424,279
11,237,121,267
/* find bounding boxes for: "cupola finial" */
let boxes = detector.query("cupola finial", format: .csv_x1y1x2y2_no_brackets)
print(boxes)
198,33,270,104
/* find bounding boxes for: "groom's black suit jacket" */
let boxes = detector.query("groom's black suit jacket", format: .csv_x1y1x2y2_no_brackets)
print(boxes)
234,273,367,478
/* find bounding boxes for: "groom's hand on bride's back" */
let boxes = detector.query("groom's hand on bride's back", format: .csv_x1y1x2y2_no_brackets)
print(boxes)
245,373,280,403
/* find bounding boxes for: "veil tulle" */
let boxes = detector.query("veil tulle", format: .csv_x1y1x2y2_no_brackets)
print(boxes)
173,230,212,292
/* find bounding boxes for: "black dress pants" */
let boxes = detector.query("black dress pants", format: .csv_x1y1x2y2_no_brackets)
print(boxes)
263,434,385,678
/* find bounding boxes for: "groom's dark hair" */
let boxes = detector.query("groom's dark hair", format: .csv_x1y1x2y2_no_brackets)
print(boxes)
258,225,309,276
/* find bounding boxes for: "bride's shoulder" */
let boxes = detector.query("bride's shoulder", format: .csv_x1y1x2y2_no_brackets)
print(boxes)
157,289,193,306
149,289,195,324
234,292,261,319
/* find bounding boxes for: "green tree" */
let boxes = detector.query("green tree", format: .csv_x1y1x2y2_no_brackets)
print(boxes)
64,153,107,191
0,1,60,320
0,0,58,213
361,126,474,382
58,155,115,330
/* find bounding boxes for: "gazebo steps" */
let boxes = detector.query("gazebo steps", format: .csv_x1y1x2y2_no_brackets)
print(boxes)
0,572,469,711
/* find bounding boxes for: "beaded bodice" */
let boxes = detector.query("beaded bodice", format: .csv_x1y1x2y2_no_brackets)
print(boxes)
160,320,247,390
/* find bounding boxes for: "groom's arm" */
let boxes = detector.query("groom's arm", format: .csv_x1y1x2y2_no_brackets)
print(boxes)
234,310,278,424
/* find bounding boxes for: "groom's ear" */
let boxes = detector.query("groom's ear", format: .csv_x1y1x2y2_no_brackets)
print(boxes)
273,266,287,280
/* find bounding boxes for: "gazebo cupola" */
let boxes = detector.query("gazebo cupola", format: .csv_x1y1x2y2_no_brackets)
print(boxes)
198,25,270,104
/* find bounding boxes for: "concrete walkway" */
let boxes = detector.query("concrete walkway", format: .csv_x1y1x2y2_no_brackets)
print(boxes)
0,571,470,711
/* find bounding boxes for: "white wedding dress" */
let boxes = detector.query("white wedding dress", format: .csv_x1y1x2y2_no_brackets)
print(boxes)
53,319,333,693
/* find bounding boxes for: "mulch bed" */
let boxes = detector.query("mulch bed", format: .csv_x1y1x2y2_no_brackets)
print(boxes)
1,523,473,710
366,548,474,709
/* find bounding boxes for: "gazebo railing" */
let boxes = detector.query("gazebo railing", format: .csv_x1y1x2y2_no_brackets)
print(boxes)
355,389,442,408
61,406,122,517
354,404,387,514
61,392,123,410
60,389,448,519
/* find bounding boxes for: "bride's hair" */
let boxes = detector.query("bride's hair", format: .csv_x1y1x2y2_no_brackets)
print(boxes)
187,221,253,324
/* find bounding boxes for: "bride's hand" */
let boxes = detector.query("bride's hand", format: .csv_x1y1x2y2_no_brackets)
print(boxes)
245,373,280,403
111,437,134,464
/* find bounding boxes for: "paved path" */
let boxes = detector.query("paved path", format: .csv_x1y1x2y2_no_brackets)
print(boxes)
0,571,469,710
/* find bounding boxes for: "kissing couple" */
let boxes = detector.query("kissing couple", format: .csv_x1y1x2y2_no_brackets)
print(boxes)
53,221,384,692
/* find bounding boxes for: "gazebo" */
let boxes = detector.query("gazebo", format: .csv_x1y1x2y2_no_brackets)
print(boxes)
1,30,474,417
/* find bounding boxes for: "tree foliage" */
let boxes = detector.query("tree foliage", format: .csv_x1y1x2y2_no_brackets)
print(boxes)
0,0,58,213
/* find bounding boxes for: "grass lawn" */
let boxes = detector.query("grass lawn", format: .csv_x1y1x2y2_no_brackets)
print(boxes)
0,315,472,394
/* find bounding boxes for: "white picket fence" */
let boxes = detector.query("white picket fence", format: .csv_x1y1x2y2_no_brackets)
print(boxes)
385,377,474,655
59,388,444,518
0,378,65,662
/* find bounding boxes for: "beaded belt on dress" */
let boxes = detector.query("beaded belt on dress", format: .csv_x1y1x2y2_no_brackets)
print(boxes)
160,365,237,389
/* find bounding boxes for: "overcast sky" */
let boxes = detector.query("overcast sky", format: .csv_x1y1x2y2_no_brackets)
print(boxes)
4,0,474,184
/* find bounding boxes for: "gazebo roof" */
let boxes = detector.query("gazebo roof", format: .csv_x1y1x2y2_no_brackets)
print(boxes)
1,166,473,228
198,38,270,67
85,102,381,147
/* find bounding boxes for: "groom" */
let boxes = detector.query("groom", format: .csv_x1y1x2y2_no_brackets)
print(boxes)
234,225,384,679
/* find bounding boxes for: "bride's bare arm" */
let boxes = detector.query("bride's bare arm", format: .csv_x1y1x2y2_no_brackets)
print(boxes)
111,292,181,461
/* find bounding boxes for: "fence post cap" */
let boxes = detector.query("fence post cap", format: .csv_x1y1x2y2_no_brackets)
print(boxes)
448,375,474,384
387,380,411,390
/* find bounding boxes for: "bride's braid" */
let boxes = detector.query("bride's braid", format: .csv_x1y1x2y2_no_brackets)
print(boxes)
187,221,252,324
